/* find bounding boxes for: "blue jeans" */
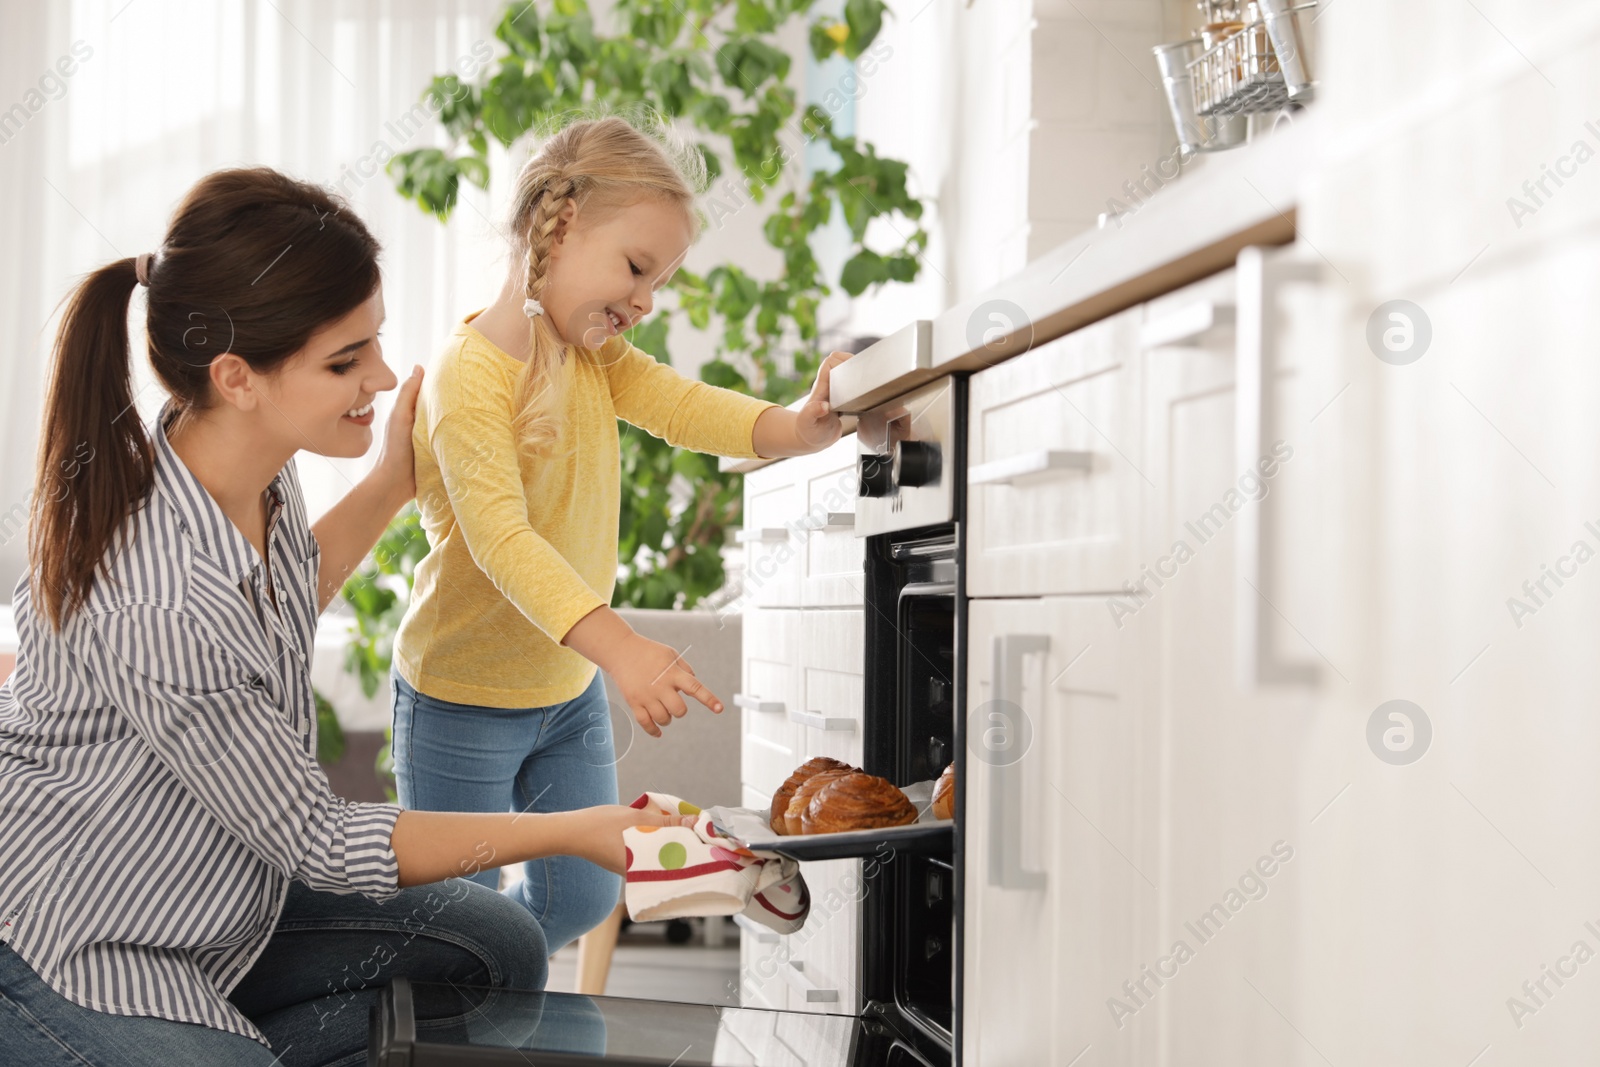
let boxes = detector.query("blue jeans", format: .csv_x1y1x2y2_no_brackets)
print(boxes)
0,877,563,1067
391,669,623,953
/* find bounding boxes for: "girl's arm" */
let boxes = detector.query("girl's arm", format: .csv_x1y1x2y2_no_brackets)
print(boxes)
310,366,424,613
750,349,854,459
390,805,695,886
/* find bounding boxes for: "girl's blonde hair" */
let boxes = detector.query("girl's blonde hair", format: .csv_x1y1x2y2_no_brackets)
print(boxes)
507,113,706,454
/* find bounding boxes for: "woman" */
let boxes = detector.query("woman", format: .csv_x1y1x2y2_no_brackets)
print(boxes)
0,167,690,1067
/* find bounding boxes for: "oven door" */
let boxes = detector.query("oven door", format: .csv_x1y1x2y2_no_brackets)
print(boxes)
369,978,943,1066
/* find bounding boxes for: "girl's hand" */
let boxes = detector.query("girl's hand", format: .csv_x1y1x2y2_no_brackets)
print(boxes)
567,804,700,874
612,633,724,738
794,350,853,452
371,365,424,508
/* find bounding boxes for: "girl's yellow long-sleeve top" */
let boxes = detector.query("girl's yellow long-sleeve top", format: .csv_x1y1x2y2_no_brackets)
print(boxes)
393,310,777,708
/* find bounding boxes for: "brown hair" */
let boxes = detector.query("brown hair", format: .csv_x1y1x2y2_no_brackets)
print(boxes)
505,114,705,454
29,166,382,631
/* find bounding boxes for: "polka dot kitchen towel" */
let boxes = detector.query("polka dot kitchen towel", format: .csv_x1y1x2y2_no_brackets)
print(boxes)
622,792,810,934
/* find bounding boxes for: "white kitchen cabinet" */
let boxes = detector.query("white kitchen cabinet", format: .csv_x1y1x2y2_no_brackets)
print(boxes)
737,609,802,798
962,596,1154,1067
795,609,866,767
963,261,1346,1065
797,436,863,608
966,307,1144,598
736,492,865,1022
779,856,862,1018
740,458,805,609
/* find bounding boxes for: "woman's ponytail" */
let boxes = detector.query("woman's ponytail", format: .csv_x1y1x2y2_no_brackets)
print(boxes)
29,257,154,632
28,166,383,633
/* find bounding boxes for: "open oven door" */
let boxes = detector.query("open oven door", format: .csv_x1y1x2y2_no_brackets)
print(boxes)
368,977,941,1066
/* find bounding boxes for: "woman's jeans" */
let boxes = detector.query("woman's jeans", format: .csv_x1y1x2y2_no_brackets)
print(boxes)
0,876,574,1067
391,669,624,953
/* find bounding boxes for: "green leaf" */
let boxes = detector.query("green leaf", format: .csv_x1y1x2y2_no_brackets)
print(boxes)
496,3,542,56
840,248,888,295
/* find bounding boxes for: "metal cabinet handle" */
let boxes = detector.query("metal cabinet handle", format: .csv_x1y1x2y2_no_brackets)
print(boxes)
969,449,1094,487
783,961,840,1003
732,693,785,714
788,709,857,733
987,633,1049,890
1140,298,1236,349
735,527,789,544
733,912,779,944
799,511,855,532
1235,246,1321,690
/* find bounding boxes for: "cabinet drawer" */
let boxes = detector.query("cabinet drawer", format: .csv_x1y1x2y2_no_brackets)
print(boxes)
795,609,865,766
741,460,804,608
781,857,862,1017
797,437,863,608
966,308,1142,597
738,609,800,794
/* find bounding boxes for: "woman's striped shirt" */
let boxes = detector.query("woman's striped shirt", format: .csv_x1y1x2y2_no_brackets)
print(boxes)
0,399,404,1049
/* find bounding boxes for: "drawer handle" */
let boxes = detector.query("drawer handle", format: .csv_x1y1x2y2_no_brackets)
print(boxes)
732,693,785,714
783,961,840,1003
788,709,857,733
799,511,855,532
735,527,790,544
969,450,1093,487
733,913,779,944
1140,298,1236,349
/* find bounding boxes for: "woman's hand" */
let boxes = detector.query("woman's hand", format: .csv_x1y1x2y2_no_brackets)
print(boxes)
370,365,424,509
564,805,700,874
609,632,724,738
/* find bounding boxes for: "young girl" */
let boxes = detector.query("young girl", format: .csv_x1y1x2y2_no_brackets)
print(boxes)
0,167,691,1067
392,115,851,951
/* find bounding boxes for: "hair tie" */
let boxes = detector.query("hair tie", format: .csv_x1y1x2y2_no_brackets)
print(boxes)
522,297,544,319
134,253,152,286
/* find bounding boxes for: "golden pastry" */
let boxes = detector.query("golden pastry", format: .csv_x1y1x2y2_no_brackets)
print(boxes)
769,756,853,835
784,768,855,836
802,772,918,835
931,762,955,821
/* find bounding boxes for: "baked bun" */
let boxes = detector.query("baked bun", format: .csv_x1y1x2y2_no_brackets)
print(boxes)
931,762,955,820
801,772,918,835
784,768,855,836
770,757,854,835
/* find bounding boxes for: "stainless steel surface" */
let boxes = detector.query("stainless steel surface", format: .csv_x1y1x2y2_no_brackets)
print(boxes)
1260,0,1315,100
854,376,958,538
828,320,933,414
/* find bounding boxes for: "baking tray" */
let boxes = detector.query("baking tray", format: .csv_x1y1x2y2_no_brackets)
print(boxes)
705,780,953,863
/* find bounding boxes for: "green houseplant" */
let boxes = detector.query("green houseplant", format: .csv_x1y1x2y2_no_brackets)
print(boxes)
338,0,925,792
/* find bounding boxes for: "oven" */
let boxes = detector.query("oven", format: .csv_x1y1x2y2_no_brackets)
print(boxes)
854,374,966,1067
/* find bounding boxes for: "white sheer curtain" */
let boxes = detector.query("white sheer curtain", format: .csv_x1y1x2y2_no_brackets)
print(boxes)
0,0,512,599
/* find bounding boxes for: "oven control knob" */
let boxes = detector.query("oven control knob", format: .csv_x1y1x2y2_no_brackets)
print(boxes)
858,453,894,498
893,440,941,488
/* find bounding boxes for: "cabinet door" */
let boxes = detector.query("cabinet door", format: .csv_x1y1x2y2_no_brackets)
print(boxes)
794,609,865,767
966,307,1143,597
739,609,801,799
741,460,805,608
797,437,864,608
963,596,1152,1067
1128,260,1331,1065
